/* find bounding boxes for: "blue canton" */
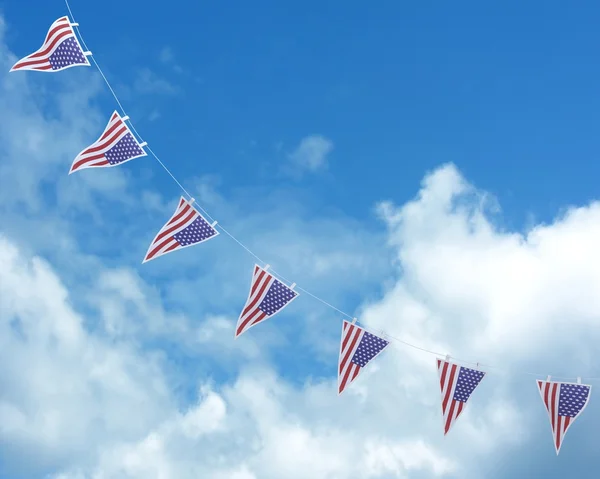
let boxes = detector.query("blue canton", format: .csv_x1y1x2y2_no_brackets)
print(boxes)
173,216,217,246
258,279,297,315
105,133,144,165
351,331,389,367
452,366,485,402
558,384,590,417
49,37,86,70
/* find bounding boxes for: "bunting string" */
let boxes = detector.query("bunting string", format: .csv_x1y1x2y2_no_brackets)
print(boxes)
58,1,598,382
8,2,598,454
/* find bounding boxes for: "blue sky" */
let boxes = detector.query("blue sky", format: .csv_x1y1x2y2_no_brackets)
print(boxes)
1,0,600,478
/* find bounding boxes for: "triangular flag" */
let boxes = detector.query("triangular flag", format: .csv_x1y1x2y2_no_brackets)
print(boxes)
69,111,147,174
10,16,91,72
537,378,591,455
437,358,485,435
235,265,298,338
143,197,219,263
338,320,389,395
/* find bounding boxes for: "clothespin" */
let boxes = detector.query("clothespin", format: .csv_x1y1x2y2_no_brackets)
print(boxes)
263,264,270,272
351,317,358,325
577,377,582,385
546,375,552,382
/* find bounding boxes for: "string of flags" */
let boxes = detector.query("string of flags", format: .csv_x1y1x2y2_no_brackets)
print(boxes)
8,11,595,455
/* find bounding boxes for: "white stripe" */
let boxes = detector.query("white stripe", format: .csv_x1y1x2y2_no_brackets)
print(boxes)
78,122,129,160
338,327,363,388
246,271,273,309
23,24,75,67
240,274,274,323
154,203,198,238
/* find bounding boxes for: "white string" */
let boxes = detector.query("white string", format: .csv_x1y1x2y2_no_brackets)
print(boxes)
61,0,600,383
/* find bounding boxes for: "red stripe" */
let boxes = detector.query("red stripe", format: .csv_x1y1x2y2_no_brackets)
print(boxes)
542,382,550,414
162,241,180,255
339,362,358,394
555,415,562,451
441,363,456,414
439,361,449,407
145,238,177,261
71,124,128,172
237,274,272,335
241,271,269,318
150,230,188,257
444,400,457,434
152,204,195,245
341,323,355,354
236,311,266,336
350,365,360,382
237,307,265,336
339,326,361,375
30,23,71,59
13,28,71,68
249,266,266,296
70,153,105,172
42,17,69,45
81,123,127,156
98,114,123,142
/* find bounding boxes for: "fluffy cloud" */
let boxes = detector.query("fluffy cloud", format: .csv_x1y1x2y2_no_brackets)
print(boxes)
5,160,600,477
287,134,334,173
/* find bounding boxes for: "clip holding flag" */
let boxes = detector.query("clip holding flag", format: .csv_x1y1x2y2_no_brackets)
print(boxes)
536,378,592,455
143,196,219,263
338,320,389,395
234,265,298,338
10,16,91,72
69,111,147,174
436,358,486,435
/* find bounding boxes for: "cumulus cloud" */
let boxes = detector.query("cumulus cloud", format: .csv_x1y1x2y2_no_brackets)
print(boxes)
134,67,179,95
287,134,334,174
5,159,600,477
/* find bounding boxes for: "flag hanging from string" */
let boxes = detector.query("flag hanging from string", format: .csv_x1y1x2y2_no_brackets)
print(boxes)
537,378,591,455
235,265,298,338
69,111,147,174
143,196,219,263
437,358,485,435
338,320,389,395
10,16,91,72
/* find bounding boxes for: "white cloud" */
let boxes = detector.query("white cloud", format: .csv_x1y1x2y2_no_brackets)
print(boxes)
287,134,334,173
5,159,600,477
134,68,179,95
159,47,174,64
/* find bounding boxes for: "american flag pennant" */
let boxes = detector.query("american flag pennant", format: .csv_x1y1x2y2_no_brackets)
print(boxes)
143,196,219,263
69,111,147,174
10,16,91,72
338,320,389,395
437,358,485,435
537,378,591,455
235,265,299,338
